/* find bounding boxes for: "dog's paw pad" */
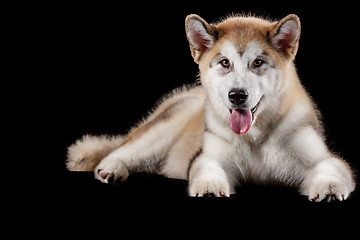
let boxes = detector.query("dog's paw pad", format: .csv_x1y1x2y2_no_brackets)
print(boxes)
95,158,129,184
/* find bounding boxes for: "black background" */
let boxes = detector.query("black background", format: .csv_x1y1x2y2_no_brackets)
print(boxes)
33,1,360,229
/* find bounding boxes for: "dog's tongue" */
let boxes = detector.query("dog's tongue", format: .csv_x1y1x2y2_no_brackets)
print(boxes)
229,109,252,134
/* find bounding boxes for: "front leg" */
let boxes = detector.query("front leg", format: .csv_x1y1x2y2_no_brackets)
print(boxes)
189,156,230,197
188,131,235,197
291,126,355,201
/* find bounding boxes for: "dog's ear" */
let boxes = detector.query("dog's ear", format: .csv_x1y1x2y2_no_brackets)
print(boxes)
269,14,301,60
185,14,218,63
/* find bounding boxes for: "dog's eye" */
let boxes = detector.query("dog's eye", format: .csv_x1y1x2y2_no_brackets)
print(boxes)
253,59,264,68
220,59,230,68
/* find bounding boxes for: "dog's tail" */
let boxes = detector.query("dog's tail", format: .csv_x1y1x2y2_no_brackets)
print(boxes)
66,134,124,171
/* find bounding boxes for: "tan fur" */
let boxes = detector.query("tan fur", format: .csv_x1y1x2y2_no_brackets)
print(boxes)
161,106,205,179
121,86,206,148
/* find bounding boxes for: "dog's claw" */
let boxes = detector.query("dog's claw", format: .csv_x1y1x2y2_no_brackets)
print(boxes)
100,171,108,179
219,191,227,197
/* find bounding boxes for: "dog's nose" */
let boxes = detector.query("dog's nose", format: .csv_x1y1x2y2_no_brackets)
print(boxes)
228,89,248,105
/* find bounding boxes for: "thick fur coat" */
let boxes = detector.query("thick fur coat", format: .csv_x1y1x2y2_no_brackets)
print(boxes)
66,13,355,201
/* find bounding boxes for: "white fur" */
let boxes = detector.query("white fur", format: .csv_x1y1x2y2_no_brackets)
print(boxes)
290,125,328,165
66,134,124,171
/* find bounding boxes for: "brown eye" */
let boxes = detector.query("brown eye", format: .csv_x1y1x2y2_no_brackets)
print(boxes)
221,59,230,68
253,59,264,68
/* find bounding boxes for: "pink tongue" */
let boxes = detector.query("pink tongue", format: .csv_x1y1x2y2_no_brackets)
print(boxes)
229,109,252,134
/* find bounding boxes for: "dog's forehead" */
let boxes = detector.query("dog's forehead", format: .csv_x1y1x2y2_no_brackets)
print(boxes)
200,16,282,71
219,40,263,59
216,16,272,47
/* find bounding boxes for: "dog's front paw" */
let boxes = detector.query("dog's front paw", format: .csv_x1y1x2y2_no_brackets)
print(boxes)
94,157,129,184
307,178,352,202
302,158,355,202
189,174,230,197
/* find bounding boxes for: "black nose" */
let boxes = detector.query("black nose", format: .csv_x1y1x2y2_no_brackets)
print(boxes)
228,89,248,105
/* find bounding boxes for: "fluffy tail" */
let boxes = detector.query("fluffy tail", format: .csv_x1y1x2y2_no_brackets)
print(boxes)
66,134,124,171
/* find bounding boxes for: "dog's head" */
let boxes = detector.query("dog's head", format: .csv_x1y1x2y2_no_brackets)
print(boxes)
185,14,301,134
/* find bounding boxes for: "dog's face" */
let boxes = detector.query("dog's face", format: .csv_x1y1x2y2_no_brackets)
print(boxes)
186,14,300,134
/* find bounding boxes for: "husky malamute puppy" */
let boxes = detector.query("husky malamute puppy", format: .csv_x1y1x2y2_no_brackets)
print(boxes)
66,13,355,201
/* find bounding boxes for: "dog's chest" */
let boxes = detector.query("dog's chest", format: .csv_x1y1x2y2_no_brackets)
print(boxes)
233,134,304,184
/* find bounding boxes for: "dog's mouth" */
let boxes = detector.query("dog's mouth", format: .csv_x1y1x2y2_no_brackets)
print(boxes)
229,96,263,135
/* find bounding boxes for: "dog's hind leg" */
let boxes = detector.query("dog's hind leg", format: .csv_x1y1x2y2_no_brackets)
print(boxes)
94,87,206,184
94,121,178,183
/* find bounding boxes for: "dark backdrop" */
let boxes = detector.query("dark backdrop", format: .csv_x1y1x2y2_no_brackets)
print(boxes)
48,1,360,228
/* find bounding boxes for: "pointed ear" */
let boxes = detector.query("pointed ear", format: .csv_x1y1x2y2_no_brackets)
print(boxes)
185,14,218,63
269,14,301,60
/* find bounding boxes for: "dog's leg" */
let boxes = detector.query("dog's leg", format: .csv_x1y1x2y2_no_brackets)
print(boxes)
161,109,204,180
94,118,180,183
291,126,355,201
94,93,206,184
189,156,231,197
188,132,234,197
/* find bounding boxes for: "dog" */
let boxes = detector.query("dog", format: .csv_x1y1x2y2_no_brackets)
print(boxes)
66,13,355,201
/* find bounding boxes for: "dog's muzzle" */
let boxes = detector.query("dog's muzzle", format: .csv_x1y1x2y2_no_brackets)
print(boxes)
228,91,263,135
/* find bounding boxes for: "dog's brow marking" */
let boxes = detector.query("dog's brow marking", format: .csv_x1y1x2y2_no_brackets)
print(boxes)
210,53,222,68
